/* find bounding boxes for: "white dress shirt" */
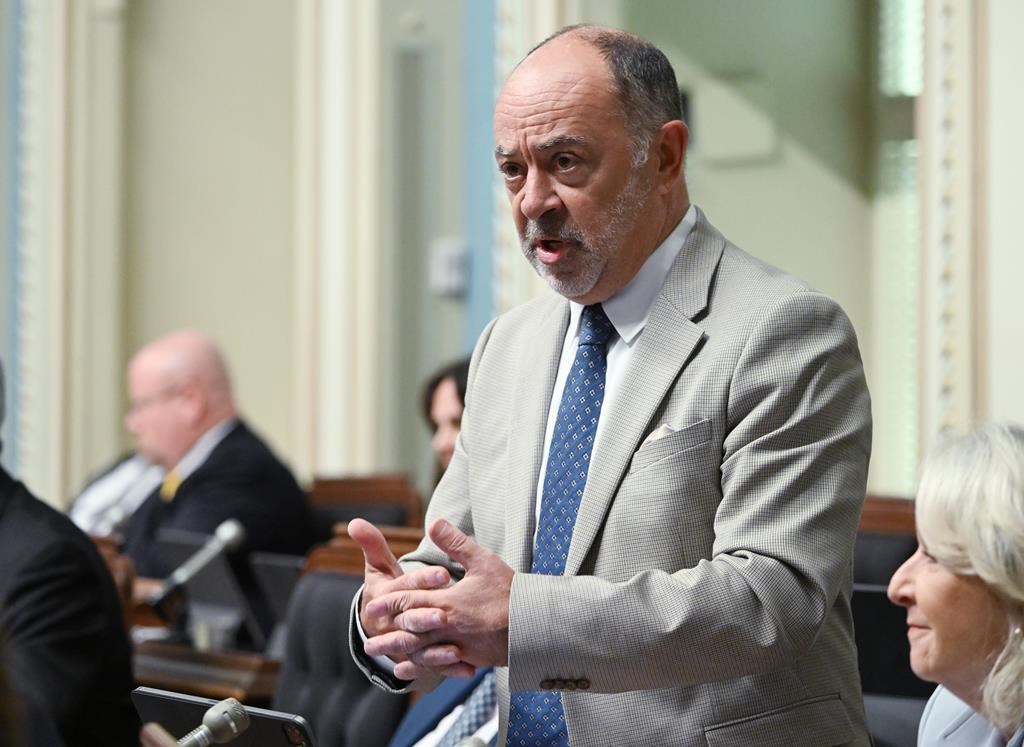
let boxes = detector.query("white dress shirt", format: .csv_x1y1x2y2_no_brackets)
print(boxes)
533,205,694,525
170,417,238,482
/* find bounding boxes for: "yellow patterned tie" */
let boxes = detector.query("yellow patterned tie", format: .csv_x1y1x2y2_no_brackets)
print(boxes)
159,470,182,502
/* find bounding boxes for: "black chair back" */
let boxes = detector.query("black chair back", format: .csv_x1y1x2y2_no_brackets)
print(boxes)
272,571,408,746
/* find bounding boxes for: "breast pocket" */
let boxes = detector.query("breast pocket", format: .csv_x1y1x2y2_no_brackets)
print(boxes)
628,418,712,474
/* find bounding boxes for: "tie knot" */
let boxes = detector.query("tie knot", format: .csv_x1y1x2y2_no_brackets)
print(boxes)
579,304,614,347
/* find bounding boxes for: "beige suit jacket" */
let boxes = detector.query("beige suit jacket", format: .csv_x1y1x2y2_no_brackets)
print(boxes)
354,209,873,746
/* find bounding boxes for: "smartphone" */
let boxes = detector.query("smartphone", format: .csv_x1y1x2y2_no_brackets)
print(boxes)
131,686,315,746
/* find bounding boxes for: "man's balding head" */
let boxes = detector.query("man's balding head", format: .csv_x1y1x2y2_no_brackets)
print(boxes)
124,330,237,469
524,25,684,167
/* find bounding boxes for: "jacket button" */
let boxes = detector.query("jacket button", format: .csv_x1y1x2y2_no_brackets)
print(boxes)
563,681,577,691
577,679,591,690
540,679,554,689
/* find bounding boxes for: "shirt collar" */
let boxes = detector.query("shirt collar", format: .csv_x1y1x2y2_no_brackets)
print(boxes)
568,203,696,344
171,417,237,481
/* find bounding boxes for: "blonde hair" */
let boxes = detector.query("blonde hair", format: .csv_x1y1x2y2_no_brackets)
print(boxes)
915,423,1024,731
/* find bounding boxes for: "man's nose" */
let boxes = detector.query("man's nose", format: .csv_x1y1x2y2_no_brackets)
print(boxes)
519,171,563,222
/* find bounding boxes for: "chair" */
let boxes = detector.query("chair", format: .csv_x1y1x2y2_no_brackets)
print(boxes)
309,475,424,538
250,552,306,659
272,567,409,746
91,534,137,629
854,496,933,747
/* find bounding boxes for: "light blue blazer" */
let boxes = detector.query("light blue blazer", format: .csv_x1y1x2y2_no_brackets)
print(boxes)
919,686,1024,747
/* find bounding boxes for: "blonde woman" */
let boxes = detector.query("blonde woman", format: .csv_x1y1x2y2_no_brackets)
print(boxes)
889,424,1024,746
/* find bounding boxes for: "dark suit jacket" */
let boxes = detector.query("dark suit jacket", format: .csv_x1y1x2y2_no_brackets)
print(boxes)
121,419,315,578
388,668,493,747
0,467,139,746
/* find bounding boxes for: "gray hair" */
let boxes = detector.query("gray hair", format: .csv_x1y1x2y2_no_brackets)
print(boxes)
915,423,1024,731
529,25,683,167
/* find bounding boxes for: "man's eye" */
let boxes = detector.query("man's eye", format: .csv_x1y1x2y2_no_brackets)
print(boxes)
500,163,523,180
554,154,577,170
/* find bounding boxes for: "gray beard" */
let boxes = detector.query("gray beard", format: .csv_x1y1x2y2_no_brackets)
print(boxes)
521,169,650,299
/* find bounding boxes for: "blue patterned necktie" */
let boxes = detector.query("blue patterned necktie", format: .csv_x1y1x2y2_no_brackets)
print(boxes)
507,303,615,747
437,670,497,747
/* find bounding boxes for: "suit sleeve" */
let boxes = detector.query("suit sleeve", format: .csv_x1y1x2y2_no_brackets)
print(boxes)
2,540,128,728
505,291,871,692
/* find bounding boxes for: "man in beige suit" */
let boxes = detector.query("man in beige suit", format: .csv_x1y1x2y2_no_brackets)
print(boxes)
351,25,872,746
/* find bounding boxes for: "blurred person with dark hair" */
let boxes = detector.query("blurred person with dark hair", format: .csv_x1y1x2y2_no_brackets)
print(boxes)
0,358,139,745
422,358,470,479
889,424,1024,746
378,358,496,746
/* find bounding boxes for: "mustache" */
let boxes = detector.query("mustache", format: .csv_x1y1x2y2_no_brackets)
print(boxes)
523,215,586,245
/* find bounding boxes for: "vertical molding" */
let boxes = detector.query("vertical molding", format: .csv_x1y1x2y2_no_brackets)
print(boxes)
16,0,71,504
293,0,385,478
16,0,125,504
351,0,386,470
292,0,321,484
918,0,978,453
971,0,989,421
66,0,126,496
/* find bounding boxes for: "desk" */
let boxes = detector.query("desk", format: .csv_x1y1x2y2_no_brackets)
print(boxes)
133,641,279,706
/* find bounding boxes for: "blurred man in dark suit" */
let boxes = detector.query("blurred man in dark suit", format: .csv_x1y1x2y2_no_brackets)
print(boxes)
120,330,315,578
0,358,139,745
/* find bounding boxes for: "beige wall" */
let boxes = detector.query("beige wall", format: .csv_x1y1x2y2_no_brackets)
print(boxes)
983,0,1024,425
86,0,1024,497
626,0,874,339
123,1,297,465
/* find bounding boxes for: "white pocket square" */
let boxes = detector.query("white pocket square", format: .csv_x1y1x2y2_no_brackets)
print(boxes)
641,423,676,447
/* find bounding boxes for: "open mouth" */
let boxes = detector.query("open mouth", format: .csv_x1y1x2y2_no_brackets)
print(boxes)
535,238,572,264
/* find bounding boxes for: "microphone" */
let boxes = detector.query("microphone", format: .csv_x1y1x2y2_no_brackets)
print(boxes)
148,519,247,610
177,697,250,746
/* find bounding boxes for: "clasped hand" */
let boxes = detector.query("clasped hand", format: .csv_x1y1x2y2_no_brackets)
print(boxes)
349,517,512,681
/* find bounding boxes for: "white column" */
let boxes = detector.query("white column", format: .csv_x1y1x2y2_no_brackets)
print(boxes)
293,0,386,479
15,0,127,506
66,0,128,495
917,0,981,452
16,0,71,504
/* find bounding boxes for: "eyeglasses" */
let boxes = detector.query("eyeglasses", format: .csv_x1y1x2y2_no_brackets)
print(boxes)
126,387,182,416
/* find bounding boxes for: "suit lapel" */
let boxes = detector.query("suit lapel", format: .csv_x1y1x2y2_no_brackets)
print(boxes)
565,210,725,576
505,301,570,574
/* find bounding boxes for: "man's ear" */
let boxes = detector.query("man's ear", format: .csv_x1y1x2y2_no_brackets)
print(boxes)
653,120,688,194
179,381,206,425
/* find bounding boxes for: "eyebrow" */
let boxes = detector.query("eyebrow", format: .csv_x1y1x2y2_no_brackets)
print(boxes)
494,134,589,159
